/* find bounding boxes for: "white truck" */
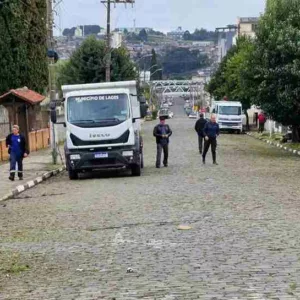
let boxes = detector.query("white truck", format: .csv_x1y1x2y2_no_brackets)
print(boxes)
210,100,243,133
50,81,148,179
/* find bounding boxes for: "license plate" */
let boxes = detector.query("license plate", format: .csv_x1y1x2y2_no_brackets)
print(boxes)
94,153,108,158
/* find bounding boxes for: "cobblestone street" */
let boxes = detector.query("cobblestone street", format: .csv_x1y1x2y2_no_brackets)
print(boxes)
1,105,300,299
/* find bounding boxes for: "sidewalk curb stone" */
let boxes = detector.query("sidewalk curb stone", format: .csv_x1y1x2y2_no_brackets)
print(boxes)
0,166,65,203
247,132,300,157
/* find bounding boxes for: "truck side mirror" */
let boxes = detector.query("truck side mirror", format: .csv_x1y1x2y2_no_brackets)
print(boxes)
50,101,57,124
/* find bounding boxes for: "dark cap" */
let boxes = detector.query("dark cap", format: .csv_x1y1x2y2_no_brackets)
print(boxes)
200,113,204,118
159,116,166,121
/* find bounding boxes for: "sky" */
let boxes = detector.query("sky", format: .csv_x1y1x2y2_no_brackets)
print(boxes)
55,0,266,34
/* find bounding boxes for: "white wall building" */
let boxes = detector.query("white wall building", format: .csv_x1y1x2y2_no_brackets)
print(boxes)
139,71,151,83
111,32,123,49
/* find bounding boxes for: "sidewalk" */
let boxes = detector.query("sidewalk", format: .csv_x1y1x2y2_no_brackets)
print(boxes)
0,147,65,201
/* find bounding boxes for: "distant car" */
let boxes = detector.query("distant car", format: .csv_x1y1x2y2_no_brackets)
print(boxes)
188,112,197,119
168,101,173,106
185,100,190,103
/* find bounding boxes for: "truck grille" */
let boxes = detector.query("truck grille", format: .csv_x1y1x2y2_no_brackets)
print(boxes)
70,130,130,146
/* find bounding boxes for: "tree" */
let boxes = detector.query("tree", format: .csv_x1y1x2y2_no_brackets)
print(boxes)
57,36,136,88
205,37,256,128
150,49,162,80
138,29,148,42
183,30,192,40
250,0,300,142
0,0,48,94
162,47,209,75
205,46,238,99
183,28,218,42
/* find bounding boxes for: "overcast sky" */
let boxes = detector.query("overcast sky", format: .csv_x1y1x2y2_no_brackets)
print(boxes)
55,0,265,34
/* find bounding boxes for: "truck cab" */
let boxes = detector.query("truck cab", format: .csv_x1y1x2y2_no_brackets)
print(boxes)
52,81,147,179
211,101,243,133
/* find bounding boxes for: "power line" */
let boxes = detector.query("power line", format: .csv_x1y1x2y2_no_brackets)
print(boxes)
101,0,135,82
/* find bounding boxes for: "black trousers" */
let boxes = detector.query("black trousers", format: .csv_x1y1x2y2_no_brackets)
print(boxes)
10,152,23,178
202,137,217,162
156,143,168,167
198,135,204,153
258,123,265,133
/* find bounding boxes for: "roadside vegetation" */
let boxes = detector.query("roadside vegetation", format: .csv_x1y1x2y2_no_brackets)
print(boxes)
206,0,300,142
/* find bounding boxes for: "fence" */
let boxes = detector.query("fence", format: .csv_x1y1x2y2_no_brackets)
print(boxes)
0,128,50,162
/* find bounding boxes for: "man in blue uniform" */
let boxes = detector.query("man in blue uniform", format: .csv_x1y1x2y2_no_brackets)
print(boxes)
6,125,29,181
153,116,172,168
202,115,220,165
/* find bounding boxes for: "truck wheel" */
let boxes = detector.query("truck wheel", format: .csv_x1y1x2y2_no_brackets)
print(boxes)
141,154,144,169
131,162,141,176
68,169,78,180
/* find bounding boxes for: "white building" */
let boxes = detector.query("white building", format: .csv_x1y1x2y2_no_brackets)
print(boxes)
167,27,185,40
74,26,83,37
111,32,123,49
139,71,151,83
238,17,259,38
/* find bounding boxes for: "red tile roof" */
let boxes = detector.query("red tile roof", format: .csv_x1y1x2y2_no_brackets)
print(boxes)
0,87,45,105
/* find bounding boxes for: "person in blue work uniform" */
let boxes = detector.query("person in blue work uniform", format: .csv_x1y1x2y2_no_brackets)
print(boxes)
153,116,172,168
202,115,220,165
6,125,29,181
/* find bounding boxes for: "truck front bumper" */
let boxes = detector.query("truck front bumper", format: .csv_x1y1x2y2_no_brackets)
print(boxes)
219,123,243,131
66,147,140,172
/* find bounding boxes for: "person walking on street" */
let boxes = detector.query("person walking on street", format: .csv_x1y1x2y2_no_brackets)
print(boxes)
6,125,29,181
202,115,220,165
153,116,172,168
258,111,266,133
194,113,207,154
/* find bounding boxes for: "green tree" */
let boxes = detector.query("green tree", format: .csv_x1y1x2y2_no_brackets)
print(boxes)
150,49,162,80
205,46,238,99
0,0,48,94
57,36,136,88
138,29,148,42
206,37,255,128
224,37,255,128
251,0,300,141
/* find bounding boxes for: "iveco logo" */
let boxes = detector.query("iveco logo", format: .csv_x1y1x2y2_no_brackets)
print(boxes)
89,133,110,138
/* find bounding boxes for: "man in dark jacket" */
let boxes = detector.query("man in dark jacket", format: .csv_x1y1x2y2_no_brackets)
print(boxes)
153,116,172,168
202,115,220,165
6,125,29,181
194,113,207,154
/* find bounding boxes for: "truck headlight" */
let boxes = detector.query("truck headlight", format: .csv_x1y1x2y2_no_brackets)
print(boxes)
70,154,81,160
122,151,134,157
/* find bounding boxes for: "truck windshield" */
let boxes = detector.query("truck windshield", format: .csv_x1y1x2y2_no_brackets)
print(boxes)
219,106,241,115
67,94,130,127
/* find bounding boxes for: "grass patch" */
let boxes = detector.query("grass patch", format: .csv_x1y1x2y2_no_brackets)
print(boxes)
0,252,30,274
252,132,300,151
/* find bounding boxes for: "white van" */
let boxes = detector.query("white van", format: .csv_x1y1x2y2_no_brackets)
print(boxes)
211,101,243,133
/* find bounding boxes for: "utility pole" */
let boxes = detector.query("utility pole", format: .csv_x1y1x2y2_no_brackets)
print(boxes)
101,0,135,82
47,0,58,164
105,0,111,82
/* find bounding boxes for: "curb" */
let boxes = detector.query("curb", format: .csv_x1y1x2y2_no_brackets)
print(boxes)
247,132,300,157
0,166,66,203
